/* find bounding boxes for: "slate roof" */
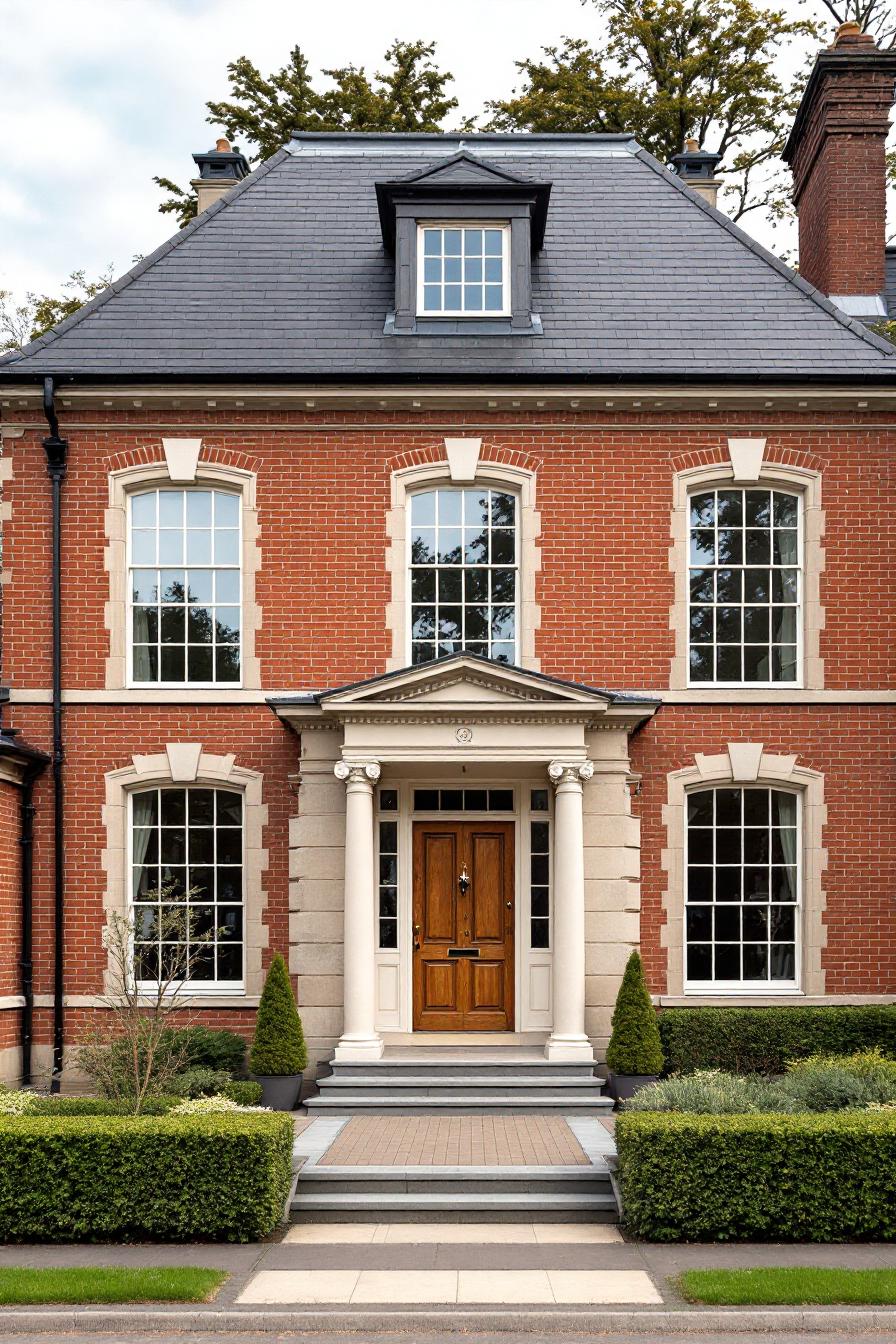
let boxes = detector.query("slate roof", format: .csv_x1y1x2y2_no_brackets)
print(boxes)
2,132,894,384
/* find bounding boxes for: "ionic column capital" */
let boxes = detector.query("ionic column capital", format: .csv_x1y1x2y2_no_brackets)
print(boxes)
334,760,381,790
548,760,594,790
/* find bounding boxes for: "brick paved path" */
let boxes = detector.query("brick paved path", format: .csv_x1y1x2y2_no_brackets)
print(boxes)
318,1115,589,1167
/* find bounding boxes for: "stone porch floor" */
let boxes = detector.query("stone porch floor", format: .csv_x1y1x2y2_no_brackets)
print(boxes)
318,1115,591,1167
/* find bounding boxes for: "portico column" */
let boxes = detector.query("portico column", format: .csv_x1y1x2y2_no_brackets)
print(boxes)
545,760,595,1063
333,759,384,1061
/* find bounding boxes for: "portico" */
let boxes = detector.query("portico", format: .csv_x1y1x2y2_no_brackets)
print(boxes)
269,656,657,1069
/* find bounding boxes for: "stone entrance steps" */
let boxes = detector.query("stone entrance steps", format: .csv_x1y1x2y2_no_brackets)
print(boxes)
305,1050,612,1116
290,1167,617,1224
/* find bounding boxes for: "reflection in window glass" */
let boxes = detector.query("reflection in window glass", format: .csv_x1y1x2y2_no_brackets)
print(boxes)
410,487,517,664
131,787,243,984
685,786,799,985
530,819,550,949
130,489,241,684
378,819,398,949
688,488,800,684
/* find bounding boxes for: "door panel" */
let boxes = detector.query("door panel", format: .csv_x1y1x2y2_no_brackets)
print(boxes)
469,830,505,943
421,832,459,943
413,820,514,1031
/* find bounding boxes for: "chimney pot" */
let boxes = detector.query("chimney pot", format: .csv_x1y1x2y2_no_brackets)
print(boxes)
783,26,896,317
190,138,250,214
669,140,724,209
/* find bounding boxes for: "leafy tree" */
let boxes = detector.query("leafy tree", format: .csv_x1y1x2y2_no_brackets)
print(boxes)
0,267,115,352
606,950,664,1076
156,39,457,227
249,953,307,1076
485,0,819,221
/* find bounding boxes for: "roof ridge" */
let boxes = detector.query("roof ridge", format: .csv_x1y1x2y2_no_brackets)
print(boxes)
0,148,291,369
631,145,896,361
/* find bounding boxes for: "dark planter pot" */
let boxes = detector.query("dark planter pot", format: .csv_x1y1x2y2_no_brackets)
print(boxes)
608,1072,658,1105
252,1074,302,1111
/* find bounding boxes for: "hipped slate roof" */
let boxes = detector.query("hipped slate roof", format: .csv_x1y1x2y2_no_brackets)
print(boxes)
2,132,894,383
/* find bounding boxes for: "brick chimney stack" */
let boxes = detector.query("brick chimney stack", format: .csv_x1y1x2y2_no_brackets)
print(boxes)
783,21,896,319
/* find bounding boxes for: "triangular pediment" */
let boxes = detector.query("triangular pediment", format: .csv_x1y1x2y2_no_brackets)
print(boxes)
320,655,611,710
398,151,531,189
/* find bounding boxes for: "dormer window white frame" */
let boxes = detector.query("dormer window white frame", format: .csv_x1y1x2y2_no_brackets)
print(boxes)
415,223,511,318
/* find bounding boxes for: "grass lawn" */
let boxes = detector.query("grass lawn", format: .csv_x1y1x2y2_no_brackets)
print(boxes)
0,1266,227,1305
677,1267,896,1306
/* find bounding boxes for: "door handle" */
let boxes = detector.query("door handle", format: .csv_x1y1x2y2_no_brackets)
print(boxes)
506,901,513,909
458,864,470,894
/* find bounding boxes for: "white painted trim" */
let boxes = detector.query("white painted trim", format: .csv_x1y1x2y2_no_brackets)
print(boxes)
415,222,511,317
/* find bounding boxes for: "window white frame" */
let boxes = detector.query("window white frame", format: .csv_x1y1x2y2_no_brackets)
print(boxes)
405,484,521,666
686,485,803,689
128,784,246,995
126,486,244,689
415,222,511,317
683,784,802,994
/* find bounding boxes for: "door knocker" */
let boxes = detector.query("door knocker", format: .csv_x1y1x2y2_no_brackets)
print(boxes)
458,863,470,895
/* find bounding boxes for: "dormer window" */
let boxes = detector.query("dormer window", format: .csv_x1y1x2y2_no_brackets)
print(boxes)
418,225,510,316
377,149,550,336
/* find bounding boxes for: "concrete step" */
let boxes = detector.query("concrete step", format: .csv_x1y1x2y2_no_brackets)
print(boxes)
330,1060,599,1079
299,1175,608,1196
290,1190,618,1223
304,1094,614,1114
318,1074,605,1091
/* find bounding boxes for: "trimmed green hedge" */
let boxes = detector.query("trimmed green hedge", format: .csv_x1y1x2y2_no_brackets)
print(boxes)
27,1096,179,1116
659,1005,896,1075
616,1110,896,1242
0,1113,293,1242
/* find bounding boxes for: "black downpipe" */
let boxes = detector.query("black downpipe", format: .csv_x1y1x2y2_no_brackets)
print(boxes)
41,377,68,1092
18,761,42,1086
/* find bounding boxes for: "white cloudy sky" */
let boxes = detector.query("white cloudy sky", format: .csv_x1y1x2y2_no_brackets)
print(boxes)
0,0,836,300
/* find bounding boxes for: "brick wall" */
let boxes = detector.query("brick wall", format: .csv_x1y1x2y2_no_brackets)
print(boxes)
1,406,894,1062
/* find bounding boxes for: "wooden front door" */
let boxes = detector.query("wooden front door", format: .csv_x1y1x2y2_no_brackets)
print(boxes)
412,820,514,1031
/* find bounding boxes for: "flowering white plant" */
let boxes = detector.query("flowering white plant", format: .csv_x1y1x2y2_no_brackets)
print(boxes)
0,1088,38,1114
171,1093,270,1115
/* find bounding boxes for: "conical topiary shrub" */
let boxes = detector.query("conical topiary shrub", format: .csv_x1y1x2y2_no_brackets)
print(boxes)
249,954,307,1109
606,951,664,1086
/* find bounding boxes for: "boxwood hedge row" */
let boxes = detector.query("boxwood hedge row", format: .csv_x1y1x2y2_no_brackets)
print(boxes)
616,1110,896,1242
0,1113,294,1242
658,1005,896,1075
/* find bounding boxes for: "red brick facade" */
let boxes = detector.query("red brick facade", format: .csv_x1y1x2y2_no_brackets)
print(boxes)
0,405,893,1080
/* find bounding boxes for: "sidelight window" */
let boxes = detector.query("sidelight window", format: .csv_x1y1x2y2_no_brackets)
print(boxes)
530,817,551,949
685,786,799,988
409,486,518,664
377,818,399,950
130,786,244,986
